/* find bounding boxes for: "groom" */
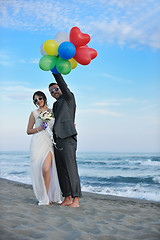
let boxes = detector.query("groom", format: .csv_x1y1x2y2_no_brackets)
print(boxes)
49,73,82,207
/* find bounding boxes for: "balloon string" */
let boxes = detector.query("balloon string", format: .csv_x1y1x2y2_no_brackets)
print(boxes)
44,123,63,151
53,141,63,151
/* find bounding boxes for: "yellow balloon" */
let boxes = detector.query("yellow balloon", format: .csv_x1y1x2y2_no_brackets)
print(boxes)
43,40,59,56
69,58,78,69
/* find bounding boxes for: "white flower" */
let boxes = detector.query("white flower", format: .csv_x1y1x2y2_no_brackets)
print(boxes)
38,110,54,122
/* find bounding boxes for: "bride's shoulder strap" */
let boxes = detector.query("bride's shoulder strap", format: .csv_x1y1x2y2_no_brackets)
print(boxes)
32,110,38,118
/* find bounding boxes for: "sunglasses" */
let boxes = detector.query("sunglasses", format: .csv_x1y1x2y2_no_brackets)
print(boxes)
34,97,43,104
50,87,59,94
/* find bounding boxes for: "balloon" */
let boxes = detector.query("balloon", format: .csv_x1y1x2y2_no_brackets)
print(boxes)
73,45,97,65
69,58,78,69
88,48,97,60
54,31,69,45
40,43,47,56
58,41,76,60
73,46,91,65
43,40,58,56
51,65,59,74
56,57,72,75
80,45,97,59
39,55,57,71
39,27,97,73
69,26,91,47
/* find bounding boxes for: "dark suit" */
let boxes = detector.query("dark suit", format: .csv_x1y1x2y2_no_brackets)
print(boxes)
52,73,81,198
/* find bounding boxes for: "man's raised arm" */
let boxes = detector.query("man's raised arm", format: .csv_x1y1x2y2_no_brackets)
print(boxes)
52,73,73,100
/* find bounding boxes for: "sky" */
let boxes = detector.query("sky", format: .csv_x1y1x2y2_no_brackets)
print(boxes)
0,0,160,152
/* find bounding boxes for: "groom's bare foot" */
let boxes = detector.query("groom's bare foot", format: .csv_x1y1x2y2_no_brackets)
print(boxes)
69,202,79,207
60,199,72,206
69,197,79,207
60,196,72,206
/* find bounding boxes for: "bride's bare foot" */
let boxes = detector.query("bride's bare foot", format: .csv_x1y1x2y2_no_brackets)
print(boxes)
69,197,79,207
60,196,72,206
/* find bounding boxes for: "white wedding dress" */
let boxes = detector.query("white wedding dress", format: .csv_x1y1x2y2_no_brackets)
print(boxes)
30,110,61,205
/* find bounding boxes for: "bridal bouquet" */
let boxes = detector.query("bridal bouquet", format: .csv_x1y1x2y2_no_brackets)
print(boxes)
38,110,62,150
38,110,54,122
38,110,54,129
37,110,53,131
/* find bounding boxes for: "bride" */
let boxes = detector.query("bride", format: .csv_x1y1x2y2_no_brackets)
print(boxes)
27,91,61,205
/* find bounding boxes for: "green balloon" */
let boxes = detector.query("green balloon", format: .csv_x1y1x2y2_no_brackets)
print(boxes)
56,57,72,75
39,55,57,71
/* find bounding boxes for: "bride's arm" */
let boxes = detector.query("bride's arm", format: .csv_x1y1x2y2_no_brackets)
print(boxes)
27,112,43,135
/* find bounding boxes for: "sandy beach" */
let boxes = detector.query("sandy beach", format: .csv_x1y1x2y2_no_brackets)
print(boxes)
0,178,160,240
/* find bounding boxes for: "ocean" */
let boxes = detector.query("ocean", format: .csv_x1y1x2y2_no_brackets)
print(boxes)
0,151,160,202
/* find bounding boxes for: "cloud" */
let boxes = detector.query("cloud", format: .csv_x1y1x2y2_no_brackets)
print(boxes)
103,73,134,84
0,49,39,66
0,84,35,101
83,98,153,118
19,58,39,64
77,108,124,117
0,0,160,49
0,82,52,105
92,98,148,107
0,51,13,66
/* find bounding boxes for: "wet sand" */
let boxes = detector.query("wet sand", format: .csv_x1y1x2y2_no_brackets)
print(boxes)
0,178,160,240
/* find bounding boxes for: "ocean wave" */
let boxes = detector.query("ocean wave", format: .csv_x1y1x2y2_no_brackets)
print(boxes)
78,160,107,166
1,151,160,202
153,176,160,184
0,172,31,185
81,184,160,201
10,171,28,175
140,159,160,166
80,175,159,185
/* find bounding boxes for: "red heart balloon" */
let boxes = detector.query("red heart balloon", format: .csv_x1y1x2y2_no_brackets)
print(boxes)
89,48,97,60
74,46,91,65
74,45,97,65
79,45,97,59
69,27,91,47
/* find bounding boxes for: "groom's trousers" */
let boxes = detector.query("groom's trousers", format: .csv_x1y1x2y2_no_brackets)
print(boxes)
54,136,82,198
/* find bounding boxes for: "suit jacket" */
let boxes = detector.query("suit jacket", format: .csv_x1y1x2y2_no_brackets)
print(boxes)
52,73,77,139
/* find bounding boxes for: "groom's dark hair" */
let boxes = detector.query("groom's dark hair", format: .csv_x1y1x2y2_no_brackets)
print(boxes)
48,83,58,88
